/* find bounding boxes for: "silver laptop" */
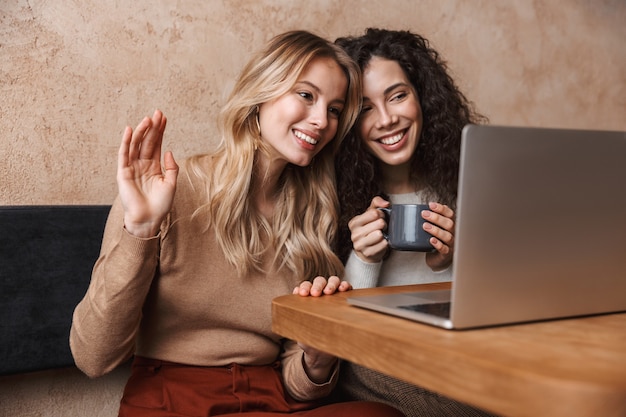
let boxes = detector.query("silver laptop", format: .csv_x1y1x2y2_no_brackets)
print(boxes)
348,124,626,329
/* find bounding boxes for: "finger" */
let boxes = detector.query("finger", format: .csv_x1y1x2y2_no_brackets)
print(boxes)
348,198,388,229
118,126,133,171
424,221,454,246
162,151,179,185
156,112,168,161
327,275,341,287
152,110,167,160
427,202,455,221
338,281,352,292
138,110,164,160
158,111,167,133
422,208,454,233
310,276,328,297
370,196,390,210
352,227,387,253
348,208,383,231
354,239,389,261
128,116,152,162
429,236,452,255
294,281,313,296
323,276,340,294
350,215,386,243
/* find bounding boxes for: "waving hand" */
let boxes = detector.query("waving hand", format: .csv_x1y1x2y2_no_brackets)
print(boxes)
117,109,178,238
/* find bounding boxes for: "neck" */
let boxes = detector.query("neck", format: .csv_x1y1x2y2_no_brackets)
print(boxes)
381,162,415,194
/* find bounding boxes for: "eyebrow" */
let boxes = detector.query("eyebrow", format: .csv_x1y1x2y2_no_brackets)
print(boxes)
297,80,321,93
296,80,346,106
363,82,411,102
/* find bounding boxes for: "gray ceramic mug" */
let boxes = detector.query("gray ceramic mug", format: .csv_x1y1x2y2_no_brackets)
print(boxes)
379,204,435,252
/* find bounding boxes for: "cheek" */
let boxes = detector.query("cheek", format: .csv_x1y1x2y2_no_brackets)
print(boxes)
327,118,340,138
258,103,277,133
410,100,423,123
261,98,301,130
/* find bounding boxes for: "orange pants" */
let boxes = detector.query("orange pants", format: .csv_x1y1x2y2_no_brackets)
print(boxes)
118,356,404,417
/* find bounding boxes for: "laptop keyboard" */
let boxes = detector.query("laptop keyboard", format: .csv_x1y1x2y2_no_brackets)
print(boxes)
399,302,451,319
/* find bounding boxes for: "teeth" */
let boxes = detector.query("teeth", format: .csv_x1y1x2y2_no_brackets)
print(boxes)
294,130,318,145
380,132,403,145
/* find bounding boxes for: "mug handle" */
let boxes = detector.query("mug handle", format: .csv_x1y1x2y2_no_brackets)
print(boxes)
377,207,391,242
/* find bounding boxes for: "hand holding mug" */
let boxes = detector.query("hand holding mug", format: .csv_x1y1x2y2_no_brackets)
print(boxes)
348,196,391,263
422,202,455,271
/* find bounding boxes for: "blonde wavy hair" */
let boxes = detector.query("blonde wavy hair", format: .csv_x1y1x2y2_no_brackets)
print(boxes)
186,31,361,280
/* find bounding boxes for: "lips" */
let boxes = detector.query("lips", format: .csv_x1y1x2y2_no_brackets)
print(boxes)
294,130,318,145
379,132,403,145
378,130,405,146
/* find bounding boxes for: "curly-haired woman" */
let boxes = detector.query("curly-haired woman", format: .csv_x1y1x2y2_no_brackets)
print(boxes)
333,28,495,417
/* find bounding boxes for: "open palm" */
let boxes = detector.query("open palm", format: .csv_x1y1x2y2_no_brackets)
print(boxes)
117,110,178,238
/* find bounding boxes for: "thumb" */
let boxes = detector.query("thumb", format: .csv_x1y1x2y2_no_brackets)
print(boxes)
370,195,390,209
162,151,179,184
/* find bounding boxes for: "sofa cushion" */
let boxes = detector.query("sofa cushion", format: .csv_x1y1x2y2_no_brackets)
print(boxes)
0,205,110,375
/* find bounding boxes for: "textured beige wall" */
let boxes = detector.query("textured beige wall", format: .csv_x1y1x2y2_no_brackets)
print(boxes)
1,0,625,415
2,0,625,206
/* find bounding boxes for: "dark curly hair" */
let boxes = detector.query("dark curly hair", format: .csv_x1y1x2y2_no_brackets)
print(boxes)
334,28,487,263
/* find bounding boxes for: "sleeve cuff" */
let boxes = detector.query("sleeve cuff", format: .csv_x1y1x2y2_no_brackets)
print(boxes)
281,341,339,401
344,251,382,289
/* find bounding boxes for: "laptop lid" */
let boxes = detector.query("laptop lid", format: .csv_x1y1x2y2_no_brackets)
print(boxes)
349,125,626,329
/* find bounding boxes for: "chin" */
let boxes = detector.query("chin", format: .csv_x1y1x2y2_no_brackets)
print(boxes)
288,157,313,167
294,160,313,168
379,153,411,166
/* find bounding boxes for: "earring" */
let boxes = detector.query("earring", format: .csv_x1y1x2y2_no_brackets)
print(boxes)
253,106,261,151
254,106,261,137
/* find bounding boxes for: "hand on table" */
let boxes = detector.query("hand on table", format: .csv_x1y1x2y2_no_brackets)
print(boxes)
293,276,352,297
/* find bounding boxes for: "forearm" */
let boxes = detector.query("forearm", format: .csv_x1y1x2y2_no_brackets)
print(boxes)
70,202,160,377
281,340,339,401
344,250,382,289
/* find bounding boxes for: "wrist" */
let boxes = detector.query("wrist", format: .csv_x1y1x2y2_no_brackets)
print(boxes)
355,250,384,264
123,220,160,238
302,352,338,384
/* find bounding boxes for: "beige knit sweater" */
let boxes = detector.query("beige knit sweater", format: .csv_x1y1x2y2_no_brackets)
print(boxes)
70,155,337,401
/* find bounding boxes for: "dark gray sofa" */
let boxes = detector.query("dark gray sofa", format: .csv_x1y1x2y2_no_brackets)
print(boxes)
0,205,110,375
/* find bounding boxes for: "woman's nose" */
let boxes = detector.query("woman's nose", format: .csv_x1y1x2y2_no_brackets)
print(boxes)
309,105,328,129
375,107,397,129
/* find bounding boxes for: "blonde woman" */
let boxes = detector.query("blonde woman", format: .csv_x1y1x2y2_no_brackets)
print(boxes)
70,31,404,417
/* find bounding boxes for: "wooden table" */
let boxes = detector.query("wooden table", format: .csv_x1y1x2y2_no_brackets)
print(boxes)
272,283,626,417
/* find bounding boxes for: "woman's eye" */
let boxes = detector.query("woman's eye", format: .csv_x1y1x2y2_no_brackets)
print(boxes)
298,91,314,101
360,105,372,115
328,106,342,118
391,92,407,101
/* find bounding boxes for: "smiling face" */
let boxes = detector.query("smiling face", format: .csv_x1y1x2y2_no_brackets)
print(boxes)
258,56,348,169
357,56,423,170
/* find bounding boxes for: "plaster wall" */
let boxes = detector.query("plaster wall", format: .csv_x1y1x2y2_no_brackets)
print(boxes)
1,0,625,415
2,0,625,206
